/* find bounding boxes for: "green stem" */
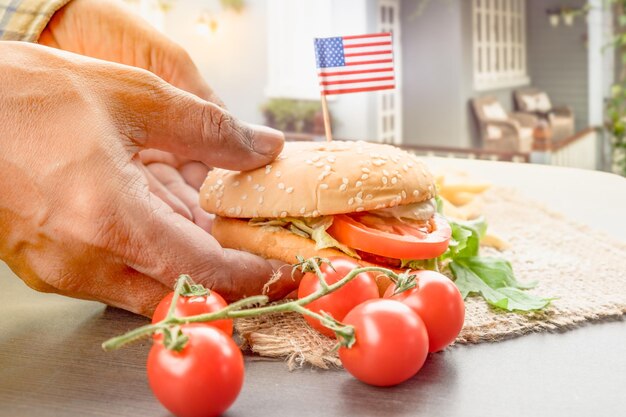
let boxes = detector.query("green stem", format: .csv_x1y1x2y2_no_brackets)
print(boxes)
102,261,399,352
166,275,189,320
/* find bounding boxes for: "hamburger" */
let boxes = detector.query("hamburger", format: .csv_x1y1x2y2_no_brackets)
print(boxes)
199,141,451,293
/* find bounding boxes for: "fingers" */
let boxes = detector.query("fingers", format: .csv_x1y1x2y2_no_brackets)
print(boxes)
139,163,193,221
117,194,298,302
146,162,213,232
179,161,209,191
110,70,284,171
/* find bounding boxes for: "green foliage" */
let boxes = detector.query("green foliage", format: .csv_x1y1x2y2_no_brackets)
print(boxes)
606,0,626,175
260,98,321,133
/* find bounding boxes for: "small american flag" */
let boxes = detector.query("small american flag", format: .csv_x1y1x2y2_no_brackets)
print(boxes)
314,32,395,95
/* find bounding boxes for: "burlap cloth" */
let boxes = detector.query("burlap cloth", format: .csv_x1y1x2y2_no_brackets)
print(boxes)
235,188,626,369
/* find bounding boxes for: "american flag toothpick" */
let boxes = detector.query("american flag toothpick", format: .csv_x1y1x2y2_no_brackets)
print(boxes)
314,32,396,142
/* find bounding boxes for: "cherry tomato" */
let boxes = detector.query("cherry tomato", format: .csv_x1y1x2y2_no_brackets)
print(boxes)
328,213,451,260
385,270,465,352
339,299,429,386
152,291,233,336
147,326,244,417
297,257,379,338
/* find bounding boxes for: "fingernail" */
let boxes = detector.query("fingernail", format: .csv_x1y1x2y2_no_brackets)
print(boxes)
248,123,285,156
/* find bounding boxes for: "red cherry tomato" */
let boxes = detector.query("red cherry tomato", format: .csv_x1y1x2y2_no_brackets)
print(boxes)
152,291,233,336
297,257,379,338
147,326,244,417
339,299,429,386
385,270,465,352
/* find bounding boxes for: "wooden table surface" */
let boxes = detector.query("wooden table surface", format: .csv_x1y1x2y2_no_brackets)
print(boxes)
2,159,626,417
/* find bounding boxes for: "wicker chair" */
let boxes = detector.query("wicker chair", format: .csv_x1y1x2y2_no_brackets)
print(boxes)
513,88,575,142
471,96,536,153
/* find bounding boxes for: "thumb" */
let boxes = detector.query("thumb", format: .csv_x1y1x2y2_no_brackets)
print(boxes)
109,68,284,170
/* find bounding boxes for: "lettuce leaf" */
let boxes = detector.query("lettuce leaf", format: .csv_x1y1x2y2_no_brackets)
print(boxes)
450,259,551,311
249,216,359,258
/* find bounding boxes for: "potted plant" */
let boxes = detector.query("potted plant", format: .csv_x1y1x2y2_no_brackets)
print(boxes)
261,99,327,134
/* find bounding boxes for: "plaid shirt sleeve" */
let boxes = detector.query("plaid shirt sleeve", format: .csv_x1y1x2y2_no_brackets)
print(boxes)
0,0,73,42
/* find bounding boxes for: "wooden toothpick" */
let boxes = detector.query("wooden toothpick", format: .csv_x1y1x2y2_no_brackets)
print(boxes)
320,94,333,142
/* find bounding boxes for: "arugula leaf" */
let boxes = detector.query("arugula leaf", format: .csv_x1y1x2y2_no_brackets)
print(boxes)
442,217,486,260
450,259,550,312
456,257,536,290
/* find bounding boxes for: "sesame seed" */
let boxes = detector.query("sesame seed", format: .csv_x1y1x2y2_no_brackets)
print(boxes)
278,183,285,190
258,186,266,192
339,184,348,192
401,190,407,199
373,160,386,166
233,181,240,187
327,156,336,163
217,179,223,185
252,184,259,190
324,164,331,171
314,161,324,168
383,169,390,176
259,196,264,204
382,176,388,185
286,187,294,193
300,207,306,214
241,194,248,200
319,171,331,180
408,162,414,168
227,207,235,214
246,175,252,182
348,198,355,205
413,190,420,197
265,165,272,174
365,194,373,200
216,200,222,208
235,206,242,216
361,174,369,180
355,197,363,204
312,155,321,162
391,177,398,184
306,159,313,165
275,171,282,178
312,210,320,217
356,191,363,199
356,181,363,187
320,184,329,190
280,211,287,218
403,164,409,172
342,177,349,184
356,207,365,212
361,167,370,173
389,200,397,207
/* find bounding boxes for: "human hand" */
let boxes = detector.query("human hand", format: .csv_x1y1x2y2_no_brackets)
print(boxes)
0,42,295,316
40,0,222,226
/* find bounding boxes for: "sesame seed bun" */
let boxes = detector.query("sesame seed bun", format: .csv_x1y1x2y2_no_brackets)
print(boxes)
212,216,395,294
200,141,435,218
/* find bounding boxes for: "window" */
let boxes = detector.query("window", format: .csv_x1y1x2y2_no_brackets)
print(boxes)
473,0,529,91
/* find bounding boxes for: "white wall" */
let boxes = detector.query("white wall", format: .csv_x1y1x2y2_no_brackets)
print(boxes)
164,0,269,125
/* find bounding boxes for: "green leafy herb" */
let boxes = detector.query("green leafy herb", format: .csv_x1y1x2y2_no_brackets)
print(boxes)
447,244,550,312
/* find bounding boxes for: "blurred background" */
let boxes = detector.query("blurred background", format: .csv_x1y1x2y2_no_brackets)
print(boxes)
126,0,626,175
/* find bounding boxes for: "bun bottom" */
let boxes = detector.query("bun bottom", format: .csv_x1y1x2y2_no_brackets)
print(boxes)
212,217,394,294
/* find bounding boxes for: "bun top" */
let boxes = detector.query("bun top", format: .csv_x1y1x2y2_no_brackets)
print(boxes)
200,141,435,218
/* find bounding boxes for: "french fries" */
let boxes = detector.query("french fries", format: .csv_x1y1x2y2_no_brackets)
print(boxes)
435,172,509,250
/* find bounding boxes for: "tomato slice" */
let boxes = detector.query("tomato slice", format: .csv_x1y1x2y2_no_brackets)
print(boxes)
327,213,451,260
